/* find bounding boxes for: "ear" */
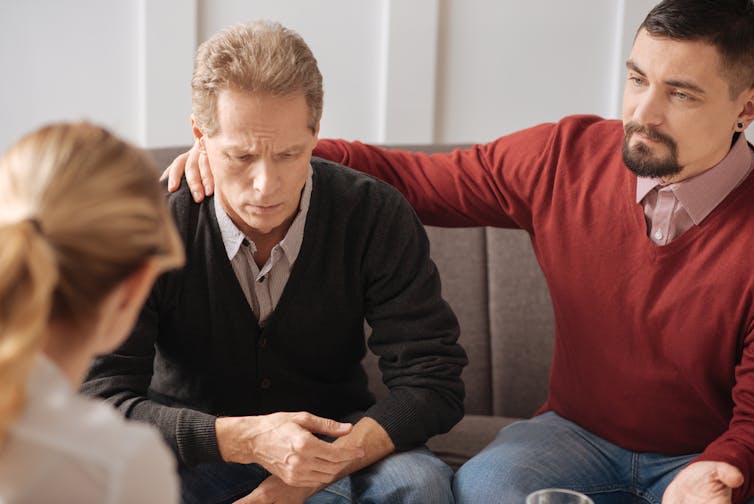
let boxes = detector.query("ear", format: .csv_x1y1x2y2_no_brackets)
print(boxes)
737,86,754,130
191,115,206,148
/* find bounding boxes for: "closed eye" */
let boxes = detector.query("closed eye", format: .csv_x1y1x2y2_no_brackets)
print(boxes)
274,151,300,161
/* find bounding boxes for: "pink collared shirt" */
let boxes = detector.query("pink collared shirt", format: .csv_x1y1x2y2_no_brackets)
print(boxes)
636,133,754,245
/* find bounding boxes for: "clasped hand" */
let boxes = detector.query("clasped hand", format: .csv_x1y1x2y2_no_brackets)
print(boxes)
216,412,364,487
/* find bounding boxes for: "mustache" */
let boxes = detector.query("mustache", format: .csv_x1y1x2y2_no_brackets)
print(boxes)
623,122,677,149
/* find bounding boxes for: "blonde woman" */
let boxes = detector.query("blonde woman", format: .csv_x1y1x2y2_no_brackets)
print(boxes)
0,123,184,503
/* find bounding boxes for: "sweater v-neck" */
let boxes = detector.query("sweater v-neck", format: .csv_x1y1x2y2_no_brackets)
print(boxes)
623,160,754,261
206,169,321,334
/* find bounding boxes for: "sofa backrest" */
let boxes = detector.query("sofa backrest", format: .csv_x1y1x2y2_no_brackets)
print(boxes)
149,145,555,420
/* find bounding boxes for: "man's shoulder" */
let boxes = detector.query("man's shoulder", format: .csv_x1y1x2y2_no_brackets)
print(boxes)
309,157,417,232
310,157,406,203
554,114,624,139
312,158,408,206
164,179,199,212
496,114,623,159
162,179,213,237
538,115,625,164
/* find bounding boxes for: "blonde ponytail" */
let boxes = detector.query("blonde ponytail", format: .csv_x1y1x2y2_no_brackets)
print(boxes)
0,122,184,441
0,221,57,440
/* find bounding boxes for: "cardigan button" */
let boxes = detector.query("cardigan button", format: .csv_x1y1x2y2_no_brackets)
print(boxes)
260,378,272,389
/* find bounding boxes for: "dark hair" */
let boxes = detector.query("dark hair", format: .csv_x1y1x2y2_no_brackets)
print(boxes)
639,0,754,97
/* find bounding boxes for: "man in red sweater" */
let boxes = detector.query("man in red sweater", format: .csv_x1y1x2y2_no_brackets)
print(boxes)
166,0,754,502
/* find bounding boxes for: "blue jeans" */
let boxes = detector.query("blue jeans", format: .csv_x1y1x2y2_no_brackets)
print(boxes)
454,411,754,504
180,445,454,504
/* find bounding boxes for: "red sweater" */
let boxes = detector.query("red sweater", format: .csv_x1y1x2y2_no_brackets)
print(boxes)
314,115,754,502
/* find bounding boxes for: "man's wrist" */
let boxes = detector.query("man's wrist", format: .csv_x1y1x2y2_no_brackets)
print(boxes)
215,416,255,464
215,416,234,462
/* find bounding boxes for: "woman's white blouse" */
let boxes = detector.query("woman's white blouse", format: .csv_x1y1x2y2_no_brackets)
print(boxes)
0,355,179,503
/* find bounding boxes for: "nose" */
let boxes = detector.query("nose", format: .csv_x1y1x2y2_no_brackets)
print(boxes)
630,87,665,128
251,159,279,196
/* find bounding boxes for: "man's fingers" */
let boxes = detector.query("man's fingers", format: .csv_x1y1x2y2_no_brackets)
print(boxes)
294,413,353,438
310,456,354,475
298,435,364,464
280,449,352,477
277,463,338,487
716,463,744,489
290,414,364,462
159,164,171,182
232,491,256,504
237,476,313,503
163,151,188,191
184,147,205,202
280,474,331,488
198,150,215,195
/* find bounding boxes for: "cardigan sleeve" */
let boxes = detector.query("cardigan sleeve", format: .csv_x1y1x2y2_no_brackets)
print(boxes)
361,190,468,450
81,265,223,467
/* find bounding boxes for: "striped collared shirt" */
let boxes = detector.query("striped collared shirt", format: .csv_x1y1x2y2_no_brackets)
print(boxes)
214,167,313,325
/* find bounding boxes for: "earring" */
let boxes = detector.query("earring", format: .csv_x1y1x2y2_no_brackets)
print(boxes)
738,122,745,130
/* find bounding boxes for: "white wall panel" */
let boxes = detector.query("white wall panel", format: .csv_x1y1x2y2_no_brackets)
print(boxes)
435,0,620,143
0,0,140,152
612,0,657,116
198,0,387,143
139,0,197,147
380,0,439,143
2,1,751,150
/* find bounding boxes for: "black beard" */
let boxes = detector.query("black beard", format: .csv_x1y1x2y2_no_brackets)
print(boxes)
622,122,682,178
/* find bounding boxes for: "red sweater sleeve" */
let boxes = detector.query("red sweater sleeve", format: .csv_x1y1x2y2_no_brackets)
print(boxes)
694,321,754,502
313,128,558,229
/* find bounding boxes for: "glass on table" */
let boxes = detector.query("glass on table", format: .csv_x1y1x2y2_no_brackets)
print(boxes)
526,488,594,504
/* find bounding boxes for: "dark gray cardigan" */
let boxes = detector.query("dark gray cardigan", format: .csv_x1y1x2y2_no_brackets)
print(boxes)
83,159,467,466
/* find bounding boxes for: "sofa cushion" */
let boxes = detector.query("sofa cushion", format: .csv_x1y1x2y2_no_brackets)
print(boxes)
486,228,553,419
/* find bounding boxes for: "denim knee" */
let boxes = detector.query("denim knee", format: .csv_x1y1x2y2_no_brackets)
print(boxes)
352,447,454,504
453,446,533,504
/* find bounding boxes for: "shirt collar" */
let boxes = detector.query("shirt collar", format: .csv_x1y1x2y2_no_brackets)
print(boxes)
277,169,312,264
215,165,313,262
214,193,247,260
635,133,753,224
635,175,659,204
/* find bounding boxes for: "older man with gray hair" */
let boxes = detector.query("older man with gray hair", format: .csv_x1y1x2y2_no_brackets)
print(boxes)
83,20,466,504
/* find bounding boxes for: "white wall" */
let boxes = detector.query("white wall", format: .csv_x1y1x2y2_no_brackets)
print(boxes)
435,0,619,142
1,0,752,154
0,1,141,149
197,0,388,143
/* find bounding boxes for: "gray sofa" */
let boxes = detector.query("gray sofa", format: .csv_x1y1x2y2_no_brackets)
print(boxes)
149,144,555,471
